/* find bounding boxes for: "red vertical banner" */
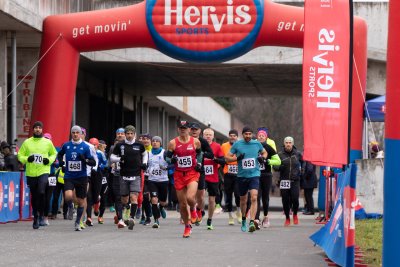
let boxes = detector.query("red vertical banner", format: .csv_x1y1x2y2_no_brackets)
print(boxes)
302,0,352,167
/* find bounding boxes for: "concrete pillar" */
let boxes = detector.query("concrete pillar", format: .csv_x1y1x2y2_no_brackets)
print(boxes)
0,32,7,142
143,101,149,134
149,106,160,136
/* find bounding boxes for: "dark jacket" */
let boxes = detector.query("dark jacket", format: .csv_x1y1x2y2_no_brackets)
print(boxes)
273,146,303,181
301,161,318,189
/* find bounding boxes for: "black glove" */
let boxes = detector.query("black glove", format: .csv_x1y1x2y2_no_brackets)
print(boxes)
27,155,35,163
79,154,86,161
120,155,126,164
61,166,66,173
141,163,148,171
195,163,202,172
213,157,225,165
43,158,50,165
257,156,265,164
171,156,178,164
236,153,245,161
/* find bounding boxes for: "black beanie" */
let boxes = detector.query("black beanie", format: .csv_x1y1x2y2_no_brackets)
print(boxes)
32,121,43,129
242,126,253,134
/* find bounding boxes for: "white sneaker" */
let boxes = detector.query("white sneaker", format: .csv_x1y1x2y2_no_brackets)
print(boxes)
236,210,242,223
262,216,270,228
118,219,127,229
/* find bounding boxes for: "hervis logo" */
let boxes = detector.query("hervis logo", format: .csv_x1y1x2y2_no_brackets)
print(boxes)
146,0,264,63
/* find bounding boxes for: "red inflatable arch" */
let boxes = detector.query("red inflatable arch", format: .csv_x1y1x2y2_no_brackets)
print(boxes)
31,0,367,156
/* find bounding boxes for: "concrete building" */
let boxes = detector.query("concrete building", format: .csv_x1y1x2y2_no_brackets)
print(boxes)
0,0,388,146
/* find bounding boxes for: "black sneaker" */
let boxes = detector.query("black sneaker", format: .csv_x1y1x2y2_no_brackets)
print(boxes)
33,218,39,229
144,217,151,226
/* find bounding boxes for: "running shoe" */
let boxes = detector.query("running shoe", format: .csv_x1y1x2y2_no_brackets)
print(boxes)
139,216,146,224
214,204,223,214
249,221,256,233
75,222,81,231
284,218,290,227
190,210,198,224
152,220,160,229
196,209,203,225
144,217,151,226
109,206,115,212
293,215,299,225
160,207,167,219
118,219,127,229
98,217,104,224
80,221,85,229
67,207,74,220
236,210,242,223
114,215,119,225
207,219,214,230
254,220,260,230
183,224,192,238
39,217,47,226
228,213,235,225
241,220,247,232
93,202,100,216
86,218,94,227
262,216,270,228
32,218,39,230
128,218,135,230
135,207,142,219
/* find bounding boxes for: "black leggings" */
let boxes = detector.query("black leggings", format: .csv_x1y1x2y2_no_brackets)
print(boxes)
27,174,48,219
223,174,240,212
44,184,55,217
87,170,102,218
256,174,272,219
99,181,108,217
51,181,67,216
281,180,300,219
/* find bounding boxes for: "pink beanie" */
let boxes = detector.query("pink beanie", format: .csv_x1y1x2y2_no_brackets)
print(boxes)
257,130,268,138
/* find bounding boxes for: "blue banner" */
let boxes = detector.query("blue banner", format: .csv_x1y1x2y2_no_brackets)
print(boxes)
0,172,21,223
20,174,31,220
310,164,357,267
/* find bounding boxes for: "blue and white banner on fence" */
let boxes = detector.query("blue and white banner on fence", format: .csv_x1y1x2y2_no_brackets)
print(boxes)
20,174,31,220
0,172,21,223
310,164,357,267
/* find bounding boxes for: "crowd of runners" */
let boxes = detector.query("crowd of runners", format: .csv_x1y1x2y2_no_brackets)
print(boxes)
17,119,312,238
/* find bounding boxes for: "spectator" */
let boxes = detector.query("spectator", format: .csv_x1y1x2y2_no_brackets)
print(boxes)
1,141,19,171
301,161,318,215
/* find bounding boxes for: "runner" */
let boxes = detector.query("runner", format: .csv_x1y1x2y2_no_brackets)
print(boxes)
108,128,125,224
110,125,148,230
225,126,267,233
221,129,241,225
273,136,303,226
57,125,96,231
42,133,57,225
203,128,225,230
189,122,214,225
147,136,169,228
165,120,203,238
254,129,281,229
17,121,57,229
138,133,152,225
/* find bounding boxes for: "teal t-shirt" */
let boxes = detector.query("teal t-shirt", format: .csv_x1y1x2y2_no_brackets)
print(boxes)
230,139,264,178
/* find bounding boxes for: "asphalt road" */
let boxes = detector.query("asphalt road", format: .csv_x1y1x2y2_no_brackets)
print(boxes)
0,207,326,267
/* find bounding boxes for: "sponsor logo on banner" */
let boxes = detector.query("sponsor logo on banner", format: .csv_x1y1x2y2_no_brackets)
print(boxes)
302,0,351,166
0,182,3,211
8,181,15,211
146,0,264,62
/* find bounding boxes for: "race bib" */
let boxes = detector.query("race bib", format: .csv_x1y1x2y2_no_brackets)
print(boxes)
228,164,238,174
48,176,56,186
242,158,256,169
204,165,214,175
123,176,137,181
102,177,107,184
68,161,82,172
280,180,291,189
259,163,265,171
177,156,192,168
151,168,163,177
33,154,43,164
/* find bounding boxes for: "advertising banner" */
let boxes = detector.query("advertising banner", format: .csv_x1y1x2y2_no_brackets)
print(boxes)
302,0,352,167
0,172,21,223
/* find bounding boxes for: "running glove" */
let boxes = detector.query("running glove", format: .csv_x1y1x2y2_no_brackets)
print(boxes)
195,163,202,172
141,163,148,170
236,153,245,161
27,155,35,163
43,158,50,165
257,156,265,164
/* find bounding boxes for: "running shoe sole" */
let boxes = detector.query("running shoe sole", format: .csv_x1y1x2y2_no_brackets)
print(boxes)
128,218,135,230
152,223,159,229
249,224,256,233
